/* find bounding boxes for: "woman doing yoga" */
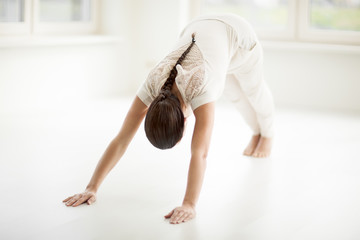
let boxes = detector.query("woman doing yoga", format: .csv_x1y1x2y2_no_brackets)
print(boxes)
63,13,275,225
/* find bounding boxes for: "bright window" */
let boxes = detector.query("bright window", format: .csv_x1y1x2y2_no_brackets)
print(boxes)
0,0,30,34
298,0,360,44
39,0,91,22
204,0,290,31
199,0,360,44
0,0,24,22
0,0,98,35
202,0,296,40
309,0,360,31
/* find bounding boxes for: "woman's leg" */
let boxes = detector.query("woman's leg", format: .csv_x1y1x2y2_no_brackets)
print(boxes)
224,73,261,156
230,42,275,157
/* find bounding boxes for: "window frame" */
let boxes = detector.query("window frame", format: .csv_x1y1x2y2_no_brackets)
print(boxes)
0,0,31,35
0,0,99,35
33,0,99,35
192,0,360,45
298,0,360,45
254,0,297,41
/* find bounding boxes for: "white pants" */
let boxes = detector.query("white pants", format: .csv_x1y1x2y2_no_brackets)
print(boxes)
181,14,275,137
225,40,275,138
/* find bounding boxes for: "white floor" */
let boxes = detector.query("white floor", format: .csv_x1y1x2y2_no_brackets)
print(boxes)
1,98,360,240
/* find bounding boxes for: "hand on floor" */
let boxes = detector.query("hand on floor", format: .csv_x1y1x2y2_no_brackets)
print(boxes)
62,190,96,207
164,204,196,224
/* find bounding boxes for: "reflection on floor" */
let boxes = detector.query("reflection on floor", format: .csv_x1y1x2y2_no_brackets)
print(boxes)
1,98,360,240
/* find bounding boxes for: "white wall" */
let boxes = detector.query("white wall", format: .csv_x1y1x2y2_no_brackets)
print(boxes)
0,42,127,113
100,0,188,92
263,44,360,112
0,0,359,114
0,0,133,113
98,0,193,95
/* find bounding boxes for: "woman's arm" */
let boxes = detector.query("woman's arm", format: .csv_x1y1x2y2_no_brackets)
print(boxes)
165,102,215,223
63,97,148,207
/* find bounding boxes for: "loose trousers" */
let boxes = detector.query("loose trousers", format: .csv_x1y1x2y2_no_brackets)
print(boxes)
225,41,275,138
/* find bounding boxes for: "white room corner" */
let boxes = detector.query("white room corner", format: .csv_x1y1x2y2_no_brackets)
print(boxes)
1,0,360,240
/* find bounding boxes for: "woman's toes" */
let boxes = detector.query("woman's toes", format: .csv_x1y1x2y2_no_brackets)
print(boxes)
243,134,260,156
251,136,272,158
252,151,269,158
243,148,253,156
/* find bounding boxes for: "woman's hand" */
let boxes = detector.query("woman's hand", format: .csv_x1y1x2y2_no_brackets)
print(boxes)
164,204,196,224
62,190,96,207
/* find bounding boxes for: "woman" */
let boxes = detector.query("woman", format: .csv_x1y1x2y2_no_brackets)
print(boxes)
63,13,275,225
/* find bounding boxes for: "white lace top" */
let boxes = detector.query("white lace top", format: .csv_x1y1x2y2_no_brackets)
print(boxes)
136,43,206,117
136,14,246,115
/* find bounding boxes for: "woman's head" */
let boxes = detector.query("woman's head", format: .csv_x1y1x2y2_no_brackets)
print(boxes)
144,33,196,149
144,91,184,149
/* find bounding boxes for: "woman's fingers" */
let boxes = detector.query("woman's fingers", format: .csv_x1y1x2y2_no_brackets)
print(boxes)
166,205,196,224
63,191,96,207
179,213,189,223
72,195,89,207
62,196,73,202
178,212,193,224
64,194,82,206
164,209,174,219
170,210,185,224
65,197,78,206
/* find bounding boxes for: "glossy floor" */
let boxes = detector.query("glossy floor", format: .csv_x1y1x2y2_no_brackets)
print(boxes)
1,98,360,240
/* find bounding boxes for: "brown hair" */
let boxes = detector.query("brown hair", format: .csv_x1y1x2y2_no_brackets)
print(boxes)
144,33,196,149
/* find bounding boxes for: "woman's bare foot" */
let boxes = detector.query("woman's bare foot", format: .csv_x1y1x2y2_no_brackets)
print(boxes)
252,136,272,158
243,134,261,156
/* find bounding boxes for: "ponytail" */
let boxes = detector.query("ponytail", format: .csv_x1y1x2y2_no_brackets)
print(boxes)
159,33,196,99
